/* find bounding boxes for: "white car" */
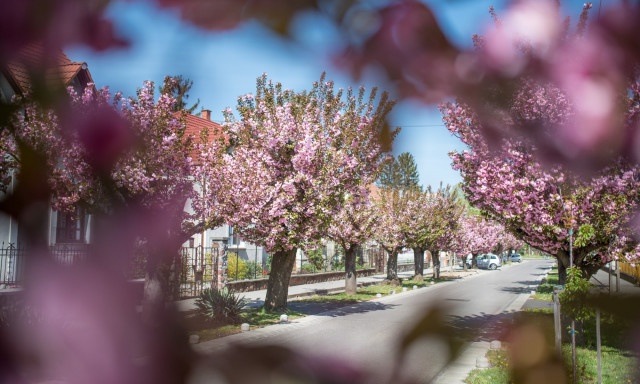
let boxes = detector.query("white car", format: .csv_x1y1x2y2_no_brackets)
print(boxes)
477,253,502,270
458,254,472,268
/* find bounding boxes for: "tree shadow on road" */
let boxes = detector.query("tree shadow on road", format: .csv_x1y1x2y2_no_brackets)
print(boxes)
499,280,544,294
446,311,519,343
288,300,398,317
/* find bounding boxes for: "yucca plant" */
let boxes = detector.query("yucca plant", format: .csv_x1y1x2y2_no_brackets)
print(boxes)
194,288,248,324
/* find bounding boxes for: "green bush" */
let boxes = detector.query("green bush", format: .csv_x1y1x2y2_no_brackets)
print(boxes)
301,262,319,274
245,260,263,279
194,288,248,325
305,248,326,270
333,245,346,270
559,267,593,320
227,253,247,280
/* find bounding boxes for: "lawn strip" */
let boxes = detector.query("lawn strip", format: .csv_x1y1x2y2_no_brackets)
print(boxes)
295,277,443,304
532,267,558,301
187,307,306,343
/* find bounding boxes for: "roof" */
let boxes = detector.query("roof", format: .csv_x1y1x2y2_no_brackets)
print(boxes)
3,43,93,94
368,184,381,201
173,111,227,161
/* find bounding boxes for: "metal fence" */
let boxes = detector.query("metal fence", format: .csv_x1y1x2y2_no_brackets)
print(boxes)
0,243,25,286
0,241,389,289
294,244,386,274
0,243,92,286
363,244,386,273
179,246,221,298
226,247,268,281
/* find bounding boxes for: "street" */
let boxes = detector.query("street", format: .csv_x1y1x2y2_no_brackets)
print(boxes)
195,259,555,383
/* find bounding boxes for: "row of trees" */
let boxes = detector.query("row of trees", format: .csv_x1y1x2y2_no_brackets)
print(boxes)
4,70,527,314
3,72,399,313
330,152,525,296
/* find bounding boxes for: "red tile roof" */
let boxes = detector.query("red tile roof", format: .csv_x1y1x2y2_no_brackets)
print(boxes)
368,184,381,201
173,111,228,162
3,43,93,94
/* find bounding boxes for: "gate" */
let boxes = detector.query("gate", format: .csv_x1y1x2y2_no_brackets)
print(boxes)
179,243,227,298
364,244,386,273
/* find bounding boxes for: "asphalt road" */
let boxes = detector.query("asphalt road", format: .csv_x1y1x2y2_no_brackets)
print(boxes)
195,259,555,383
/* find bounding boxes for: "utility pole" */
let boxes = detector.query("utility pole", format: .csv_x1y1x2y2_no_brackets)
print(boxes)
569,228,576,384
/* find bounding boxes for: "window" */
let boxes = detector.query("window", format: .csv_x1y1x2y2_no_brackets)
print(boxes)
56,208,86,243
229,227,241,246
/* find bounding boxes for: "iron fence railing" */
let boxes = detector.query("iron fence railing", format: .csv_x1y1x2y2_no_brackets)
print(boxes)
178,246,222,298
225,245,268,281
0,243,25,286
0,241,389,289
0,243,92,286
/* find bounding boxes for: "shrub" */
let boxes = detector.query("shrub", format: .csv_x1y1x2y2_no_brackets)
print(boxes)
306,248,326,270
332,245,346,270
245,260,263,279
203,252,214,281
266,254,273,273
301,262,319,274
194,288,248,325
559,267,593,320
227,252,247,280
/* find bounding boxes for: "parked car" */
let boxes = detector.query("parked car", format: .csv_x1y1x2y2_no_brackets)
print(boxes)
510,253,523,263
458,254,472,268
477,253,502,270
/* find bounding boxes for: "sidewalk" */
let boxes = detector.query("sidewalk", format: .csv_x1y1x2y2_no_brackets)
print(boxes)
591,267,640,294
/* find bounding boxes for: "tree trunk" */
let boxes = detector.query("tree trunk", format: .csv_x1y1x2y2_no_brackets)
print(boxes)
557,251,569,285
344,245,357,296
413,247,424,278
471,253,479,270
463,254,468,271
386,249,399,282
142,251,172,324
432,250,441,280
264,248,297,312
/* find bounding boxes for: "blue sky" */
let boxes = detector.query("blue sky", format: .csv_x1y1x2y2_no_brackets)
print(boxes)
67,0,591,188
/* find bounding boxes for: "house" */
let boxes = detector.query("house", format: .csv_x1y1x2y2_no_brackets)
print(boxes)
0,45,95,282
177,109,270,289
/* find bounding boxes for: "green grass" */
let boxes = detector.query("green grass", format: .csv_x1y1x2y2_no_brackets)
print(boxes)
525,253,554,259
464,350,511,384
465,344,637,384
464,336,637,384
532,268,559,301
563,344,638,384
297,278,436,304
188,307,306,342
467,264,638,384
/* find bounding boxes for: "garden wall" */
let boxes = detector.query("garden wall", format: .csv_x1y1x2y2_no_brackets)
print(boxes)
227,268,377,293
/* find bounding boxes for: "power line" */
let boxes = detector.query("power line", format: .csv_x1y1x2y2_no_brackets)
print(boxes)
394,124,446,128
